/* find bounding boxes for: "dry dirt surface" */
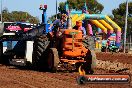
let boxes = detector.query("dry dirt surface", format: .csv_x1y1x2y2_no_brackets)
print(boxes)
96,52,132,64
0,52,131,88
0,66,130,88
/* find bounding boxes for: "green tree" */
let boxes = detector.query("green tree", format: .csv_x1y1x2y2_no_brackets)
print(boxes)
112,2,132,36
58,0,104,14
0,8,40,24
48,13,62,22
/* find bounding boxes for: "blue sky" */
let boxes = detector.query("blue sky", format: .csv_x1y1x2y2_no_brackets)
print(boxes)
1,0,131,21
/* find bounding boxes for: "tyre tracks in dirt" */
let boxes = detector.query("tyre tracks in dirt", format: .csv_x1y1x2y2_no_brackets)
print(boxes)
0,65,131,88
0,65,81,88
0,52,132,88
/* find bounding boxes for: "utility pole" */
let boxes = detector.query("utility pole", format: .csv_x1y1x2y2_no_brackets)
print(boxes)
1,0,2,23
56,0,57,19
123,0,128,53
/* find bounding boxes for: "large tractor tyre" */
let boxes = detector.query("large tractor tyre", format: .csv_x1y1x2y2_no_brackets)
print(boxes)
82,50,95,74
47,48,60,72
82,36,96,72
33,34,50,70
83,36,95,51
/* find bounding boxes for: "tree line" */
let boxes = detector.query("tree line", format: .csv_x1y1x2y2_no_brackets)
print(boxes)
112,2,132,36
0,7,39,24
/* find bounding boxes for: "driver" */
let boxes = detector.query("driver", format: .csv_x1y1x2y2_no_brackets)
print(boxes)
48,14,68,51
48,14,68,37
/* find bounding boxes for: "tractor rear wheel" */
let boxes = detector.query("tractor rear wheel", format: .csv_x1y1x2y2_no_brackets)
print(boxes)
47,48,60,72
83,50,95,74
83,36,95,50
82,36,96,74
33,34,50,70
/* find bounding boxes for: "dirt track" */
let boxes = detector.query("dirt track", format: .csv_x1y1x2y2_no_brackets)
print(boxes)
96,52,132,64
0,52,132,88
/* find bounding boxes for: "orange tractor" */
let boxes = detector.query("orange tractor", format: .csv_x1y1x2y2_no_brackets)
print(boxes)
46,27,96,74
